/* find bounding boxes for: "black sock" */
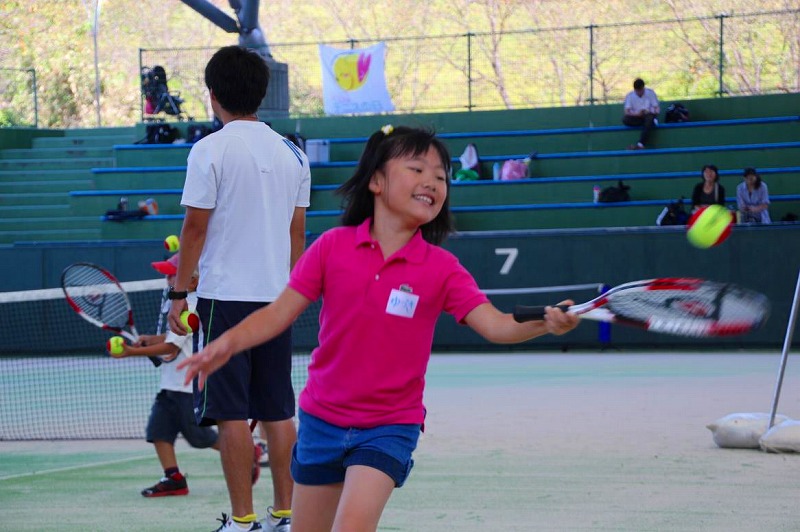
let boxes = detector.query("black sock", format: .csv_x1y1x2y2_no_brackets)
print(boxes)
164,467,180,478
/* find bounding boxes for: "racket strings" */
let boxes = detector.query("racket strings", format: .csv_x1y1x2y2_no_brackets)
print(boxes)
607,284,768,326
63,266,130,329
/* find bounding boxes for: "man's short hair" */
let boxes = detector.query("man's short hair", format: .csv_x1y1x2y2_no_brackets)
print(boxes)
205,46,270,116
633,78,645,90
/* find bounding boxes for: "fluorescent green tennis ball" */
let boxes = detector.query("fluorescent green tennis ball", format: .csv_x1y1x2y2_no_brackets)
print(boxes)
686,205,733,249
164,235,180,253
180,311,200,333
107,336,125,357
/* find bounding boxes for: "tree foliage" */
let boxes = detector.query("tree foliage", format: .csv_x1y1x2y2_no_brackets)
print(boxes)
0,0,796,128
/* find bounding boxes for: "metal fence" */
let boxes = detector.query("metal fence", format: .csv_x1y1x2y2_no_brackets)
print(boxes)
2,9,792,127
0,10,796,128
140,8,799,122
0,68,38,128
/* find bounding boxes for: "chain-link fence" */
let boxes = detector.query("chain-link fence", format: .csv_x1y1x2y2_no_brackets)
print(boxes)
3,9,792,126
140,8,799,122
0,68,38,128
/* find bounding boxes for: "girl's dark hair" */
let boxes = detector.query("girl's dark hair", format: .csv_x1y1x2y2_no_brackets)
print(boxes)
205,46,269,116
743,167,762,188
701,164,719,182
337,126,454,245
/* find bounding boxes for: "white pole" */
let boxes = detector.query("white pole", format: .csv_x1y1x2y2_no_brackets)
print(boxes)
768,269,800,429
92,0,103,127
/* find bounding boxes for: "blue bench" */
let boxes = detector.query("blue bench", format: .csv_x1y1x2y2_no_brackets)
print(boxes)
75,165,800,200
71,189,182,197
309,166,800,191
92,165,187,175
298,140,800,170
107,115,799,150
309,115,800,145
114,194,800,222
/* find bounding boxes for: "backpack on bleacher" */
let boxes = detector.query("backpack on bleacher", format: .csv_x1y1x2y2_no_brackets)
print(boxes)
500,159,529,180
598,180,631,202
656,197,689,226
187,124,211,143
144,123,178,144
665,103,690,123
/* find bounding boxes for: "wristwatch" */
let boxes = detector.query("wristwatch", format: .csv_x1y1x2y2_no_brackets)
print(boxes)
167,286,188,300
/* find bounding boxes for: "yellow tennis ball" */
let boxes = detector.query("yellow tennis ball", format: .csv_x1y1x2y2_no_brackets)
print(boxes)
107,336,125,357
164,235,180,253
686,205,733,249
180,311,200,333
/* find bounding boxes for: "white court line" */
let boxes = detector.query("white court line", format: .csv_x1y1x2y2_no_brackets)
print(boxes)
0,453,154,481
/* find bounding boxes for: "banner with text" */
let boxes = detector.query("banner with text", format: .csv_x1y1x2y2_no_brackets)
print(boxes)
319,43,394,115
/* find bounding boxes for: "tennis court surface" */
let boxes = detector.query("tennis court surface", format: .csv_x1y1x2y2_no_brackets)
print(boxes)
2,351,798,531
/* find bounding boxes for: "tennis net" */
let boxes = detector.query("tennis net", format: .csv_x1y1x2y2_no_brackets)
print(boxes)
0,280,316,440
0,281,601,440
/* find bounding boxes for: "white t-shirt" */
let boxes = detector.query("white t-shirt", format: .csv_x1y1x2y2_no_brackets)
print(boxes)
159,293,201,393
624,88,659,115
181,121,311,301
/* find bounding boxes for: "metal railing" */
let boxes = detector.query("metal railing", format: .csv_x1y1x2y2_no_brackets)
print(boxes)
139,8,799,121
5,9,798,127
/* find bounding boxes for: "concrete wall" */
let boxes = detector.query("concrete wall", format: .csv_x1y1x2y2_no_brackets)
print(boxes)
3,224,797,351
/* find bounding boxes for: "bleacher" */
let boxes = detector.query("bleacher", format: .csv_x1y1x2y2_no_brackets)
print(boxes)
0,93,798,245
0,127,136,243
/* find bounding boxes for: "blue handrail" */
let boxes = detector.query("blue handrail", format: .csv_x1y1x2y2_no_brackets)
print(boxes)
106,194,800,222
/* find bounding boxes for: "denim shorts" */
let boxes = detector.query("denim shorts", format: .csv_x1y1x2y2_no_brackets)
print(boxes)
291,409,421,488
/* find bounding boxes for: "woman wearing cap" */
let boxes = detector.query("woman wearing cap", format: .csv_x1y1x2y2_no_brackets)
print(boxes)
737,167,771,224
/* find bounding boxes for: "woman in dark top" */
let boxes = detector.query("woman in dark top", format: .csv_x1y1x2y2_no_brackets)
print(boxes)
691,164,726,212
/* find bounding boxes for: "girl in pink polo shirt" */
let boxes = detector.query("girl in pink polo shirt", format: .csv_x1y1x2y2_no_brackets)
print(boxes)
180,125,579,532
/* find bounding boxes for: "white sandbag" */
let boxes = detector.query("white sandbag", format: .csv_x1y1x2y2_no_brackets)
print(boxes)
706,412,788,449
759,419,800,453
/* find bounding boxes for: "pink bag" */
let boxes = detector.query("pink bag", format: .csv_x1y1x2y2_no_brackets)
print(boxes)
500,159,528,180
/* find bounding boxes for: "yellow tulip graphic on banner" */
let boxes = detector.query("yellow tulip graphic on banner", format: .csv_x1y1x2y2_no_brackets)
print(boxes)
333,52,371,91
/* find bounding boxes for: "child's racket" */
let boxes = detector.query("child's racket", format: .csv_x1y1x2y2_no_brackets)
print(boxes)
61,262,161,367
155,285,169,334
513,277,769,337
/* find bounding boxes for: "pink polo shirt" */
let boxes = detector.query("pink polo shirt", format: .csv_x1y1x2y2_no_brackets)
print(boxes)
288,218,489,428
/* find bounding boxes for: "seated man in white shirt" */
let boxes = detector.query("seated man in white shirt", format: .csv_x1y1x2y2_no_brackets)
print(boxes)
622,78,660,150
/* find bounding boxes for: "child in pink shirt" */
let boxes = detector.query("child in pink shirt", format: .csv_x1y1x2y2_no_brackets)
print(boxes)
180,125,579,531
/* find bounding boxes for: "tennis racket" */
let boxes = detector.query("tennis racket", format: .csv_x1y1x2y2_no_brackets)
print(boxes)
61,262,161,367
513,277,769,338
155,285,169,334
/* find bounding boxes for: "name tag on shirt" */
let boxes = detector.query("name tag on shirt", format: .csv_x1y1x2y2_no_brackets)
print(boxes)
386,288,419,318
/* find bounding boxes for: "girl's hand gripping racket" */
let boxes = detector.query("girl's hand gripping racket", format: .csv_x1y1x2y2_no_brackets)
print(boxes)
61,262,161,367
513,278,769,338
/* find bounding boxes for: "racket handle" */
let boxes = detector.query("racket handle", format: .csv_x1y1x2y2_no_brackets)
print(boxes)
513,304,569,323
150,357,162,368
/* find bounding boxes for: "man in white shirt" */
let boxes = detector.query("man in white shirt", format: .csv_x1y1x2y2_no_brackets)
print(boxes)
622,78,660,150
168,45,310,532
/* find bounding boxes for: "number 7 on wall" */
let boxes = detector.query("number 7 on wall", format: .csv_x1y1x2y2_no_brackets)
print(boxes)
495,248,518,275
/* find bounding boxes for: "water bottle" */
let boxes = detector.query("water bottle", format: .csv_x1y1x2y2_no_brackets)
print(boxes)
492,162,501,181
118,196,128,211
593,186,600,203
